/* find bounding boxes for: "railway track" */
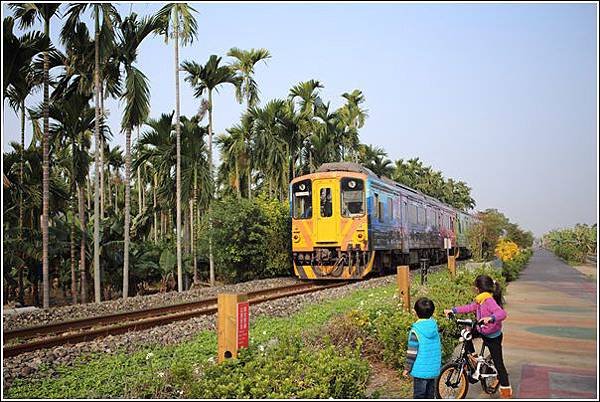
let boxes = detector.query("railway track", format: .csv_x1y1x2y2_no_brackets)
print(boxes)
3,281,347,358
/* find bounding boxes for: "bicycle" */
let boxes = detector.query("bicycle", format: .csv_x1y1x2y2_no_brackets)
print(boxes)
435,312,500,399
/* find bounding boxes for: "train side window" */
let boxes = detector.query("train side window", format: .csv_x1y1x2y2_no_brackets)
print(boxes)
374,193,379,220
292,180,312,219
417,206,425,225
409,204,417,224
403,201,407,222
388,198,394,220
378,200,384,222
341,178,365,217
319,188,332,217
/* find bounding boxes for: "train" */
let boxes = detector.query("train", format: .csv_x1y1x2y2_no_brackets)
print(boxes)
290,162,478,280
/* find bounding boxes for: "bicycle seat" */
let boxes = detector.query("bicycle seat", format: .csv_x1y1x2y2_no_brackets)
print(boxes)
456,318,474,326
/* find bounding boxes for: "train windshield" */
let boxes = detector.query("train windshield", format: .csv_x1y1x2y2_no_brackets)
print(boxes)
341,178,365,217
292,179,312,219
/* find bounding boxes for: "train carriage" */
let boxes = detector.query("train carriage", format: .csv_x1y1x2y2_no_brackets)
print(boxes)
290,162,477,280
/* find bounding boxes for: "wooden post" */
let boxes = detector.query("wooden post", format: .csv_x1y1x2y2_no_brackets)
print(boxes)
217,293,249,363
397,266,410,312
448,255,456,277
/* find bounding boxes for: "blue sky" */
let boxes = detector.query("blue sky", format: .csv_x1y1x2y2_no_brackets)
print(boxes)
2,2,598,236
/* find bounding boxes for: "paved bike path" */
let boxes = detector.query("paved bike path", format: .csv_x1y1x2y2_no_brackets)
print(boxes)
466,248,597,399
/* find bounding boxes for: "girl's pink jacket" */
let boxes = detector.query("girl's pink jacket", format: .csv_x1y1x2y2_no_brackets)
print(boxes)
452,296,507,336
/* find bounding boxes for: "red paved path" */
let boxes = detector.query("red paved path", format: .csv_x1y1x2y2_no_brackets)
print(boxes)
465,248,597,399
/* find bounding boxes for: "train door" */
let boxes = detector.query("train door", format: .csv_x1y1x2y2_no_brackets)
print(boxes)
314,179,338,243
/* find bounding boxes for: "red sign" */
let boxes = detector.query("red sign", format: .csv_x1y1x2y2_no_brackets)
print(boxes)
236,301,249,349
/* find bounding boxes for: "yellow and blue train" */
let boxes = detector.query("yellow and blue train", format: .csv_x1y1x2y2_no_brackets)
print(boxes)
290,162,477,280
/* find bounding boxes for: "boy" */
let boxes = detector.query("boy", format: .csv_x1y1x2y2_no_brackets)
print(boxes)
402,297,442,399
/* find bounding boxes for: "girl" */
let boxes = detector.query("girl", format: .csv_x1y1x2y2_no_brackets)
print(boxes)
444,275,512,398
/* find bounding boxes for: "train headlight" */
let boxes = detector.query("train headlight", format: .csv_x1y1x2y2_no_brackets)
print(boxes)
293,234,300,242
357,233,363,239
299,183,306,191
348,180,356,189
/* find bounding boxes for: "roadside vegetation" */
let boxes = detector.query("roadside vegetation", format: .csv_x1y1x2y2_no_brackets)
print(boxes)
6,266,502,398
542,224,597,265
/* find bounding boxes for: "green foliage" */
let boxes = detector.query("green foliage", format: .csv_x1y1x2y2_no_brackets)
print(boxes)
543,224,597,264
199,195,291,282
476,209,533,259
391,157,475,210
6,266,505,399
502,248,533,282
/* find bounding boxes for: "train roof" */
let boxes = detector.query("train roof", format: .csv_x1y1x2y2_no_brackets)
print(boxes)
315,162,476,218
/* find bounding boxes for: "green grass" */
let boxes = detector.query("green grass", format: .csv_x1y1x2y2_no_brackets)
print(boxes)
6,281,399,399
6,265,499,399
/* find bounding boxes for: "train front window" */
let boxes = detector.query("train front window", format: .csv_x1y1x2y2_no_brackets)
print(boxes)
320,188,333,217
292,180,312,219
341,178,365,217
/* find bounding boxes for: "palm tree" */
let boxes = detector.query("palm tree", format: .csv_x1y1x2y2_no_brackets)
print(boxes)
155,3,198,293
10,2,61,309
61,3,121,303
116,12,159,298
227,47,271,199
181,54,239,286
337,89,368,161
3,16,47,304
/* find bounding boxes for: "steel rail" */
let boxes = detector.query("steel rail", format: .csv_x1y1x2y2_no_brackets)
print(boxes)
3,281,346,358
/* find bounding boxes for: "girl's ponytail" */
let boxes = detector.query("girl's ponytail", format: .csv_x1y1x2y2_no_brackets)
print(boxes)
475,274,504,307
492,280,504,307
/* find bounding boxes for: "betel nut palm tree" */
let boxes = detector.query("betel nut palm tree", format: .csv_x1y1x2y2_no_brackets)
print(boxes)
181,54,240,286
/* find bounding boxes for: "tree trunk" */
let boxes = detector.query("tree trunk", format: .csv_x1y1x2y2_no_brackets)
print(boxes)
70,138,77,304
87,177,91,210
42,18,50,309
123,126,131,299
235,159,241,199
100,91,105,219
93,12,102,303
18,101,25,306
174,13,183,293
246,91,252,200
78,183,87,303
107,168,112,208
208,90,215,286
154,173,158,244
137,127,142,216
192,175,198,284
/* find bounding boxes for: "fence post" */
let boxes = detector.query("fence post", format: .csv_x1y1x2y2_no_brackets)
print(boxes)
397,265,410,312
217,293,249,363
448,255,456,277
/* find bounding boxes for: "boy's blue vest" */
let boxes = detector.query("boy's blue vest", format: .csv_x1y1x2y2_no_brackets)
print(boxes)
409,318,442,379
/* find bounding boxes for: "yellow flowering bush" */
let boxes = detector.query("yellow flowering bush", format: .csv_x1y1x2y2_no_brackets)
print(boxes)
495,239,520,262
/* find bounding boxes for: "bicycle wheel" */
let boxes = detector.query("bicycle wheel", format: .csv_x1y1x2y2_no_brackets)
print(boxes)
436,362,469,399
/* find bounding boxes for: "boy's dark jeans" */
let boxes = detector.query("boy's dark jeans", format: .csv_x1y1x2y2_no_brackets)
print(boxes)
413,377,435,399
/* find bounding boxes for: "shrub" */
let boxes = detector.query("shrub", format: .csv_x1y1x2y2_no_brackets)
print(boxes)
166,337,369,399
199,196,292,283
495,239,520,262
502,248,532,282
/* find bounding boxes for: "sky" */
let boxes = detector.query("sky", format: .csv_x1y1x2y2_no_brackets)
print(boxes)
2,2,598,237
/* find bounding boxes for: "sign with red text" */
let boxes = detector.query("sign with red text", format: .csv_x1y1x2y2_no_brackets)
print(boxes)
236,301,249,348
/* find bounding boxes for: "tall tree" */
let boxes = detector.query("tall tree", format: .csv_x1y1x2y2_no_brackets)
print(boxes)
61,3,121,303
181,55,239,286
3,16,47,305
117,12,158,298
155,3,198,292
227,47,271,199
10,2,61,309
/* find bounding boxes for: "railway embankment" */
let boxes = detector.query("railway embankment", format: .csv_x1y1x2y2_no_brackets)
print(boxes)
4,264,503,398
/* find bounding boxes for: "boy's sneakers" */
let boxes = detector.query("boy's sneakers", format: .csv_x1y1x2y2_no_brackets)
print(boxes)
499,385,513,398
